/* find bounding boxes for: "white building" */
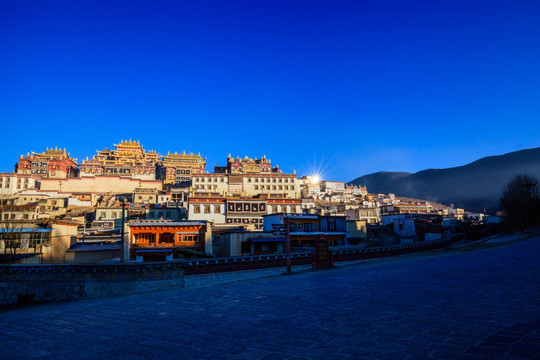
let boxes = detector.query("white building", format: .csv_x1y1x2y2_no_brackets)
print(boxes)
242,174,299,198
187,196,226,224
192,173,300,198
0,173,41,196
191,173,229,193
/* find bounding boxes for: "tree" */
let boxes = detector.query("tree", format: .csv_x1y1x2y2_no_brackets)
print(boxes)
0,195,35,262
499,174,540,231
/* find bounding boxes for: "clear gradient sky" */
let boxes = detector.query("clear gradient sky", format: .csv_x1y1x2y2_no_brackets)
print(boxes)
1,1,539,182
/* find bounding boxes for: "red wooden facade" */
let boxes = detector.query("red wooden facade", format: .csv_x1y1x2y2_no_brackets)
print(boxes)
128,220,209,261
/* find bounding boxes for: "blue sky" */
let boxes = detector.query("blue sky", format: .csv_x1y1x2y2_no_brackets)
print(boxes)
1,0,539,182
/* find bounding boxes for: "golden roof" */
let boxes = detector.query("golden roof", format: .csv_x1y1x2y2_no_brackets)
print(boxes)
114,139,142,148
31,147,77,161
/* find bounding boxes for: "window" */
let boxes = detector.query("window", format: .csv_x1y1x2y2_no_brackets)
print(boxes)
328,220,336,231
204,205,211,214
214,205,220,213
194,205,200,213
182,235,197,242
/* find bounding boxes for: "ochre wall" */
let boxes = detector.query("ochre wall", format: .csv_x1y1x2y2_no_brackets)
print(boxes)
41,176,162,193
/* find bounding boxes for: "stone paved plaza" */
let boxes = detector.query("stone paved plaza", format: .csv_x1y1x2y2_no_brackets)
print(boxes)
1,236,539,359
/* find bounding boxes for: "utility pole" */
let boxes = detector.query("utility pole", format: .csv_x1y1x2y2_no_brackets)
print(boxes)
120,199,126,262
286,218,291,274
82,219,86,244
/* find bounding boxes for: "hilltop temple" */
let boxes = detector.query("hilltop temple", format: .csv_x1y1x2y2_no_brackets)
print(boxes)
158,151,206,185
214,154,281,174
80,140,159,181
16,147,78,179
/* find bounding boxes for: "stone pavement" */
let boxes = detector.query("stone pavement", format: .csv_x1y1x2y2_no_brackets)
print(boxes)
1,237,540,360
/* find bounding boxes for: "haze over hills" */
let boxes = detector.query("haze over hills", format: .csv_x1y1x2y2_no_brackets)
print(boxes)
349,147,540,214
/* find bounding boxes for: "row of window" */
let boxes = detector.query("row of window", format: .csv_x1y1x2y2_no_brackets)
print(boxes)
1,213,38,220
247,177,294,183
268,205,299,214
193,177,226,183
193,184,221,190
253,185,295,191
0,182,28,189
105,168,131,174
148,211,173,218
135,233,200,243
193,184,296,192
226,217,264,224
228,202,266,213
193,205,222,214
193,177,295,184
0,234,51,247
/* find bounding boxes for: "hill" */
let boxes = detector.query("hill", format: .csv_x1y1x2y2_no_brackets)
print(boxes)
349,147,540,214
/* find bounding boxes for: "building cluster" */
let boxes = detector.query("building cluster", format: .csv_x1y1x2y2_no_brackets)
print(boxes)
1,140,493,264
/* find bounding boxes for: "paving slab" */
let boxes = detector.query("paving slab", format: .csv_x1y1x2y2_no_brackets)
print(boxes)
1,236,539,359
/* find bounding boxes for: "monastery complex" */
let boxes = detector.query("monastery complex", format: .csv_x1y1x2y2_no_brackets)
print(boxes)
1,140,472,264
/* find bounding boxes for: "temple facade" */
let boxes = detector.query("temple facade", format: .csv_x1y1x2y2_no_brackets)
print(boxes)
193,155,300,198
215,154,280,174
225,196,267,230
128,220,212,261
16,148,78,179
158,151,206,185
79,140,158,180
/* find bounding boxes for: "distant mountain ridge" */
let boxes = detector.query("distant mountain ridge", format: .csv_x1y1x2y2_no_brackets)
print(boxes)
349,147,540,214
